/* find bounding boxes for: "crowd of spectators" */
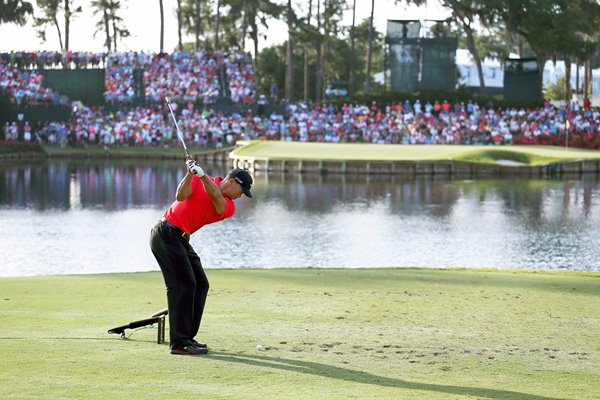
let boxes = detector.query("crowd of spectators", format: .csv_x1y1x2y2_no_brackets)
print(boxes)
1,50,256,106
104,50,255,105
1,51,598,148
0,59,70,106
104,51,221,104
224,51,256,104
0,51,107,69
4,98,597,149
282,99,599,145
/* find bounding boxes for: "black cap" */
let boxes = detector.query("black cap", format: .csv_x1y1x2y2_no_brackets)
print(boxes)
226,168,253,198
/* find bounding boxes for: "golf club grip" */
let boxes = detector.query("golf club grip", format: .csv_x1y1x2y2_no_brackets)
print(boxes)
151,308,168,318
126,316,162,330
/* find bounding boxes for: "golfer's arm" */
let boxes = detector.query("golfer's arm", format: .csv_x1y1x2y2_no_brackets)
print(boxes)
199,175,226,215
176,173,193,201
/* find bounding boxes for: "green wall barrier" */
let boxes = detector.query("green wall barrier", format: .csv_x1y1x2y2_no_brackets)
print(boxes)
40,69,105,105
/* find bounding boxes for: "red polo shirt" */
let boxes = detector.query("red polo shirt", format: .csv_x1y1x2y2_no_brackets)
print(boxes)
163,175,236,234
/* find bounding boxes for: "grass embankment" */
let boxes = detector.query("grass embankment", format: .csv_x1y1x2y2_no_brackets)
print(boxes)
0,142,45,154
41,145,229,158
1,268,598,399
233,141,600,165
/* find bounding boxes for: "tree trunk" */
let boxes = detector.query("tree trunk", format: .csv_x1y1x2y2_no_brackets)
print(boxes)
584,59,591,99
104,9,111,52
575,59,580,95
112,9,117,51
536,57,546,101
349,0,356,96
176,0,182,52
159,0,164,53
64,0,70,51
195,0,201,50
215,0,221,49
364,0,375,93
303,0,312,102
315,0,322,103
588,59,593,96
464,22,485,95
52,15,64,51
285,0,294,101
241,7,247,50
564,55,572,102
251,23,259,62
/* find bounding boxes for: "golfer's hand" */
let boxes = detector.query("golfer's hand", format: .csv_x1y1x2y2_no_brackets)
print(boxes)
186,160,205,177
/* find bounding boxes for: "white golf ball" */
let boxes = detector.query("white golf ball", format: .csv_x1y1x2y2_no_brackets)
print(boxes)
256,344,264,351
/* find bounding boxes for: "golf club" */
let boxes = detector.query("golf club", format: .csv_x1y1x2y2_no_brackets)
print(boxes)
165,97,190,158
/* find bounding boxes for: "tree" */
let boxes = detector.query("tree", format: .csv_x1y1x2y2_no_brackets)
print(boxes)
440,0,487,94
303,0,313,102
214,0,220,48
364,0,375,92
159,0,164,53
285,0,293,101
484,0,600,100
182,0,210,50
319,0,345,99
33,0,80,50
91,0,111,51
63,0,82,50
349,0,356,96
0,0,33,25
221,0,283,61
108,1,129,51
34,0,63,49
315,0,321,102
176,0,183,51
91,0,129,52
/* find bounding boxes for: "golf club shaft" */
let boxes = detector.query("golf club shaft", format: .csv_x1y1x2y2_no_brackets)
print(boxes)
165,97,190,157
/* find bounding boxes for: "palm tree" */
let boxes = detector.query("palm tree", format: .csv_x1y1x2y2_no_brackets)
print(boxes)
285,0,293,101
176,0,183,51
91,0,111,51
349,0,356,95
303,0,312,102
34,0,63,49
159,0,164,53
91,0,129,52
315,0,321,102
364,0,375,93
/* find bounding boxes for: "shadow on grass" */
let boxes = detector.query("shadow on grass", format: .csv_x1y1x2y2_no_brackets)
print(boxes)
209,351,563,400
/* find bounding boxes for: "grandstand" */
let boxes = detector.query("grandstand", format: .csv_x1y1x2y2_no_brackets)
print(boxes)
0,50,598,149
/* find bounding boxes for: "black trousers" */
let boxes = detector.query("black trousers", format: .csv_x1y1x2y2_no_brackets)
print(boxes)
150,219,209,348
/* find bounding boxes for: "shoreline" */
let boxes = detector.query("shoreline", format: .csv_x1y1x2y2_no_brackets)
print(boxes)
3,142,600,176
2,266,599,279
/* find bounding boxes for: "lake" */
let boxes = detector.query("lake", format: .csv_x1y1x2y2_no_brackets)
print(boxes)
1,159,599,276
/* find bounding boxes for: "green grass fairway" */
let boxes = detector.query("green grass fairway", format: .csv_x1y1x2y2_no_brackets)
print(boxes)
233,141,600,165
1,268,598,399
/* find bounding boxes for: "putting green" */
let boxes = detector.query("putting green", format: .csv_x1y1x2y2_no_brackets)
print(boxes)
233,141,600,165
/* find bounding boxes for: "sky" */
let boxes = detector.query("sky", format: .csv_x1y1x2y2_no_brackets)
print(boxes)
0,0,449,54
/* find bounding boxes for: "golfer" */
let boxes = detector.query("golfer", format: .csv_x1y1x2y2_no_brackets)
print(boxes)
150,158,253,355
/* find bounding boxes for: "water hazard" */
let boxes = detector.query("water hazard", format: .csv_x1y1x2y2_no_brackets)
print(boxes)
1,159,599,276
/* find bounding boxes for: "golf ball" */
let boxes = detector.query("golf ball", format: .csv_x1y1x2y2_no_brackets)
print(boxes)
256,344,264,351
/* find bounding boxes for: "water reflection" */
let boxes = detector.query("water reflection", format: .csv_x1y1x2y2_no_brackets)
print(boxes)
0,159,599,275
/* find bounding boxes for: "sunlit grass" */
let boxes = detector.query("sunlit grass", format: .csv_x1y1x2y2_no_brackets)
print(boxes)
233,141,600,165
1,268,598,399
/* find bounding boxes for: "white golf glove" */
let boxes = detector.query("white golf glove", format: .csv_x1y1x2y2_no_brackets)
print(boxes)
186,160,205,177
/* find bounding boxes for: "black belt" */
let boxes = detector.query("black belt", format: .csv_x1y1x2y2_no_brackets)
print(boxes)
160,218,190,241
